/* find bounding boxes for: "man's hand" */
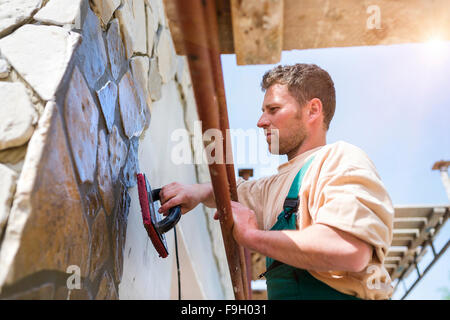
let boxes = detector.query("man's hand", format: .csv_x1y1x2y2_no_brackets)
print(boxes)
158,182,215,215
214,201,258,246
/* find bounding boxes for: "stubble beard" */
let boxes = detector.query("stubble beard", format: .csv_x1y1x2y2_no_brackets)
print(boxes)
268,111,307,157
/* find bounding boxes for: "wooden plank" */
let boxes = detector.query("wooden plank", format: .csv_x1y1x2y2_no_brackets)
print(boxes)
230,0,284,65
283,0,450,51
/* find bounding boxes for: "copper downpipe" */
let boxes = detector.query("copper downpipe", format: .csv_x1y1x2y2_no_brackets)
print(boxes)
174,0,249,299
202,0,251,300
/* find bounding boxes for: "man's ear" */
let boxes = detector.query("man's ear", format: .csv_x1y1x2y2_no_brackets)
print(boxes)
308,98,323,122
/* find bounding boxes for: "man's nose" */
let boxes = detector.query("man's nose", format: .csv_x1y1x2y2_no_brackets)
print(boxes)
257,113,270,128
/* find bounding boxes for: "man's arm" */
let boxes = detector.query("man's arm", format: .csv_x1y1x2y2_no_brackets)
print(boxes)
229,201,373,273
158,182,216,215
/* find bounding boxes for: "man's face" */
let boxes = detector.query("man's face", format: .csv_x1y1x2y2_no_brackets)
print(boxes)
257,83,308,155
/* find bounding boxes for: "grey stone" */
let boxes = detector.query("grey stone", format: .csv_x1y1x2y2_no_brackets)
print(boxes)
0,58,10,78
64,66,99,184
0,0,42,37
0,82,38,150
121,138,139,188
148,57,162,101
97,130,114,216
106,19,126,81
0,164,17,240
0,24,80,101
76,8,108,89
118,71,146,139
34,0,83,27
109,125,128,182
96,81,117,133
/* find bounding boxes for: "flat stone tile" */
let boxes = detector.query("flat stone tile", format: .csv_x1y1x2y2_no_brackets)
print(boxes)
0,102,90,289
97,130,114,216
106,19,126,81
64,66,99,184
121,138,139,188
76,8,108,89
89,209,110,282
148,57,162,101
34,0,83,26
118,71,146,139
116,0,147,59
0,58,10,78
91,0,121,26
96,81,117,133
109,124,128,182
0,82,38,151
95,270,117,299
156,28,177,83
0,164,17,240
0,24,81,100
0,0,42,37
130,56,152,111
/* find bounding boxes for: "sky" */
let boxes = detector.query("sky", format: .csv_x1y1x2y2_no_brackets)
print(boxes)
220,41,450,300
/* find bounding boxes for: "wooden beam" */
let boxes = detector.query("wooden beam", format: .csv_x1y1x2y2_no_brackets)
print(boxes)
283,0,450,51
165,0,450,65
230,0,284,65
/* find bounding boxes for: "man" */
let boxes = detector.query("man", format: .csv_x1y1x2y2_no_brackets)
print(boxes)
158,64,394,300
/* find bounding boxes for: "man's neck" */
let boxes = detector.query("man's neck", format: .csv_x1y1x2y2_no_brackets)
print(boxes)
287,135,326,161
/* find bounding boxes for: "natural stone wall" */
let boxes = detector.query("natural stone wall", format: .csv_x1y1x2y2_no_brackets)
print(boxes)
0,0,232,299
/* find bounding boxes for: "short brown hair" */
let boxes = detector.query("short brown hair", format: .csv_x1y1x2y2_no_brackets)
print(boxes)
261,64,336,130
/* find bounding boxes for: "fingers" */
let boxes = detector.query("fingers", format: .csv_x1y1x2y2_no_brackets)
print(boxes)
159,182,179,204
158,197,181,215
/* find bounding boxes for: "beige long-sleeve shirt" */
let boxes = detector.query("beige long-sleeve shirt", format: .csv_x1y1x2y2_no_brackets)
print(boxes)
236,141,394,300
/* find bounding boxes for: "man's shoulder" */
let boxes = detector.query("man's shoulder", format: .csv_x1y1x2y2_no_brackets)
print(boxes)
315,140,377,173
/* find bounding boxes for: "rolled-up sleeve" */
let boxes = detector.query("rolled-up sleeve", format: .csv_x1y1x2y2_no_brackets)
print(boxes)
236,177,267,230
312,166,394,263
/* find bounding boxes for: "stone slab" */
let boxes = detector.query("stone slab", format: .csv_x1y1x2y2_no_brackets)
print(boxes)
0,164,17,239
122,138,139,188
96,81,117,133
64,66,99,184
130,56,152,111
116,0,147,59
109,125,128,182
97,130,114,216
0,102,90,290
0,24,81,101
156,28,177,83
0,58,10,78
148,57,162,101
0,82,38,150
89,209,110,282
0,0,42,37
106,19,126,81
91,0,121,26
34,0,83,26
118,71,146,139
76,8,108,89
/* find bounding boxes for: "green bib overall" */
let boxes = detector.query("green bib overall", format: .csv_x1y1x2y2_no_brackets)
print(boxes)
262,156,361,300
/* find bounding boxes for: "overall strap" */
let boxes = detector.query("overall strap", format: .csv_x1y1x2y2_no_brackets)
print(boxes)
261,155,316,278
281,155,315,221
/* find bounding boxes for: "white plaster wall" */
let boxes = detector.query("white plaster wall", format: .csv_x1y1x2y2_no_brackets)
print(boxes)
119,80,226,299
